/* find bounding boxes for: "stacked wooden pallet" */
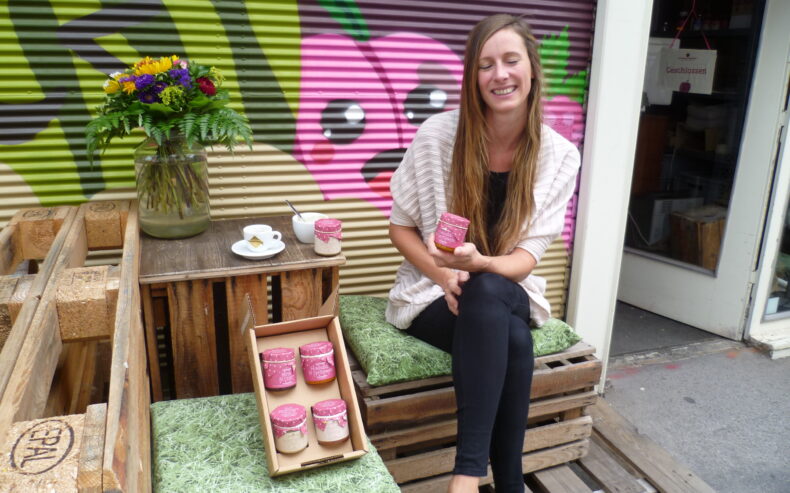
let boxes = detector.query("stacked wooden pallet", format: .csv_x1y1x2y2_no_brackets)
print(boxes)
0,201,150,492
488,400,717,493
348,342,602,492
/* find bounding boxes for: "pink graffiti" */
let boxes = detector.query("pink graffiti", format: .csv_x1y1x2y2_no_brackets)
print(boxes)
545,95,585,251
294,33,464,213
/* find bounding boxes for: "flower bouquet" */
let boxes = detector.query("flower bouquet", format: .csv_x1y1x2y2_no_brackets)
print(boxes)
85,55,252,238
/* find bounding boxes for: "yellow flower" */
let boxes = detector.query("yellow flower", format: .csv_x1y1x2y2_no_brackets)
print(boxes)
121,80,136,94
133,55,174,76
103,79,121,94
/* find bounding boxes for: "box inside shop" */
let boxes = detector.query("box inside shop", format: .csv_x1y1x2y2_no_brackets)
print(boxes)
241,294,367,477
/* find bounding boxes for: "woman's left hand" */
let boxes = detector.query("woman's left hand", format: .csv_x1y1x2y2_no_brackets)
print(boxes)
427,233,491,272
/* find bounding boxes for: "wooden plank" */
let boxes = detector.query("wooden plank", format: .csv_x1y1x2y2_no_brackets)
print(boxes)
8,274,34,324
0,207,78,406
577,439,647,493
225,274,269,393
137,215,345,284
280,268,321,320
168,279,219,398
44,341,90,417
140,284,163,402
535,342,595,366
77,403,106,493
84,200,129,250
395,440,589,489
588,400,716,493
531,356,601,399
362,368,599,432
0,413,85,492
0,276,19,350
103,202,152,492
0,222,21,275
533,464,594,493
383,418,591,483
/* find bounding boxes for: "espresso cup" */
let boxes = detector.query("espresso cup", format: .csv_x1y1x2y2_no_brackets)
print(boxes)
243,224,282,251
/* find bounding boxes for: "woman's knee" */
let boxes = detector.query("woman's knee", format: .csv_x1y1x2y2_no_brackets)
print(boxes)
460,272,519,303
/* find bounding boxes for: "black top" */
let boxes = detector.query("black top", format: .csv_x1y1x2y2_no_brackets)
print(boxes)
486,170,509,240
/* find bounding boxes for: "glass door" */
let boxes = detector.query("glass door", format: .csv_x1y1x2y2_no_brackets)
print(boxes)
619,0,789,339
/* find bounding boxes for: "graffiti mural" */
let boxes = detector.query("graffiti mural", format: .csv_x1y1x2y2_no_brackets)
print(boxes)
0,0,591,250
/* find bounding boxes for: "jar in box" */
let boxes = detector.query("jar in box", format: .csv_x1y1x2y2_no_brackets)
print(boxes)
261,347,296,391
312,398,349,445
299,341,335,384
434,212,469,252
314,218,342,256
270,403,308,454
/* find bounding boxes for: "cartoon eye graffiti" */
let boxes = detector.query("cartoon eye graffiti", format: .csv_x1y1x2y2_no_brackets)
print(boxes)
404,85,448,126
294,33,464,213
321,99,366,144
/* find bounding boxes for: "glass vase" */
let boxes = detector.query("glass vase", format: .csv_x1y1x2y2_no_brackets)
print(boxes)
134,135,210,238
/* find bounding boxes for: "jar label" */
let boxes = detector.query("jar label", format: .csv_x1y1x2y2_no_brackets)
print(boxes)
303,356,335,382
263,361,296,389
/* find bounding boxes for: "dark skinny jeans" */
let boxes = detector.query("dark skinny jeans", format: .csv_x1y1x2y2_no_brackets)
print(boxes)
406,272,534,492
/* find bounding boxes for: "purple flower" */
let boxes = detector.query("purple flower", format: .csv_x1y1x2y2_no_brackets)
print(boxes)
169,68,188,80
119,75,136,84
135,74,154,90
138,90,160,104
152,81,168,93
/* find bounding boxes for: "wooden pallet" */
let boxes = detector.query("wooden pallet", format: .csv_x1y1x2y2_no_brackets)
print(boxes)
474,399,716,493
348,342,603,491
0,200,150,492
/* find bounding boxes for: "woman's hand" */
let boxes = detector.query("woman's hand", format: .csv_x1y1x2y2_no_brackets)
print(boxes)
427,233,491,273
439,269,470,315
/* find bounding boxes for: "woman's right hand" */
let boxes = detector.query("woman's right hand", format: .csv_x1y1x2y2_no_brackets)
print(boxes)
440,269,470,315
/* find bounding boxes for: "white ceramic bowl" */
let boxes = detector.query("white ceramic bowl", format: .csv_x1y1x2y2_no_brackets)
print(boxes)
292,212,328,243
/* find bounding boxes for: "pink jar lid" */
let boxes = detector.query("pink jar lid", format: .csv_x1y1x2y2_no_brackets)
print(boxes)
262,347,295,362
314,218,341,233
270,403,306,428
439,212,470,229
312,398,347,418
300,341,334,356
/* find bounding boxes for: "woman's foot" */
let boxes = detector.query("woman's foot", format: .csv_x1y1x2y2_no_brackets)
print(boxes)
448,474,479,492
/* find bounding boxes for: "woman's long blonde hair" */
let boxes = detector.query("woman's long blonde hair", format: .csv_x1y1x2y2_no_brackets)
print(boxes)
449,14,543,256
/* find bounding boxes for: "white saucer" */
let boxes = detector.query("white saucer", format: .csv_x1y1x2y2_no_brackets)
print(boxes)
231,239,285,260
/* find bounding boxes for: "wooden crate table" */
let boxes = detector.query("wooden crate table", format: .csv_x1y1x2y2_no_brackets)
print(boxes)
348,342,602,491
139,215,345,402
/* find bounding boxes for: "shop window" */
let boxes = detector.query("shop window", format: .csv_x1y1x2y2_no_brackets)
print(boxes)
625,0,766,271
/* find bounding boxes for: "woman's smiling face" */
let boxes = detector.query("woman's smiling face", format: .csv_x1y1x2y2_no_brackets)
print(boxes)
477,28,532,119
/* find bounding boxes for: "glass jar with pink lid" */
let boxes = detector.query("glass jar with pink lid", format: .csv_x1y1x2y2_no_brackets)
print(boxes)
299,341,336,384
260,347,296,391
311,398,349,445
270,403,308,454
434,212,470,252
313,218,342,256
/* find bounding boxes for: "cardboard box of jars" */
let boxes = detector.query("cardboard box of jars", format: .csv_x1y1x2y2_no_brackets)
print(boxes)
241,295,368,476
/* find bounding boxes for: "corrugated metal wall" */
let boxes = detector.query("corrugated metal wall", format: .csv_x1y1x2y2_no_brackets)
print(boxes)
0,0,595,317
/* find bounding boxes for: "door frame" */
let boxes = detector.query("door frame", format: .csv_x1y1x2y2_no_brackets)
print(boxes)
565,0,653,388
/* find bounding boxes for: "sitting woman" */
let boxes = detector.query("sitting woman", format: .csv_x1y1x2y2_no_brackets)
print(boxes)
386,14,581,493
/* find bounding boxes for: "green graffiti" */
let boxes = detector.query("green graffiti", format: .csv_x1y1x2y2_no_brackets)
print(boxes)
317,0,370,41
539,27,587,104
7,0,104,201
213,0,296,153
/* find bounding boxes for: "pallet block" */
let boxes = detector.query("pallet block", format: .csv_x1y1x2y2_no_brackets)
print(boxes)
349,342,602,490
0,403,106,493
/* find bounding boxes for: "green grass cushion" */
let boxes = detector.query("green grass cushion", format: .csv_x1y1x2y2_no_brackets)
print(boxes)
151,393,399,493
339,295,582,387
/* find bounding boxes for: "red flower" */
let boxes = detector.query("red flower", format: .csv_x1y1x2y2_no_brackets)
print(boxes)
197,77,216,96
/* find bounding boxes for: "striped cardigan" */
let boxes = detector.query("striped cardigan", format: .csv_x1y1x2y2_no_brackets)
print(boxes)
386,109,580,330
